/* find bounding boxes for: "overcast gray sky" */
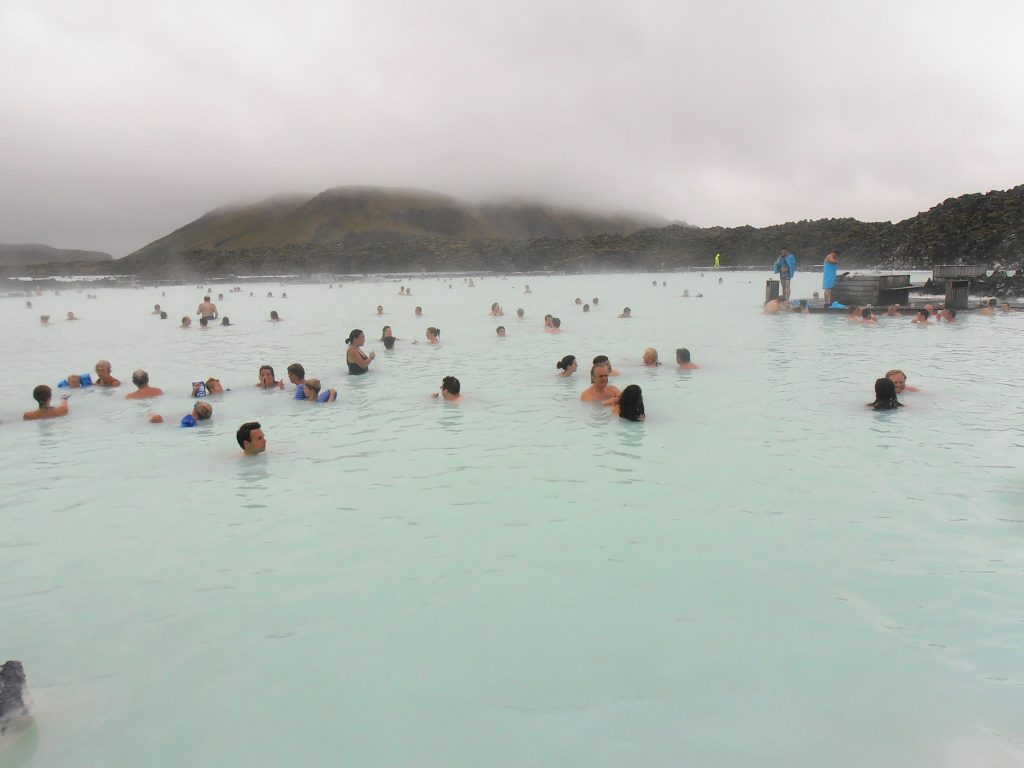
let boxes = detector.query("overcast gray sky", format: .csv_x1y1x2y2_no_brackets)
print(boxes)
2,0,1023,257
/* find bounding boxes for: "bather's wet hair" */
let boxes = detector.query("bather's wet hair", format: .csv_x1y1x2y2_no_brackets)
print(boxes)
132,369,149,387
676,348,691,364
871,378,903,410
287,363,305,379
345,329,364,345
383,336,396,350
33,384,51,405
304,379,322,396
618,384,645,422
236,421,261,449
442,376,460,395
556,355,576,371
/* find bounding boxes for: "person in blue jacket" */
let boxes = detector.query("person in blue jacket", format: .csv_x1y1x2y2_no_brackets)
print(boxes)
773,248,797,301
822,249,840,305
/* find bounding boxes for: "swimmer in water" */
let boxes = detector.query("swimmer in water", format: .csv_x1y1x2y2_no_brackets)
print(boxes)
377,305,384,315
256,365,285,389
556,355,577,376
126,369,164,399
763,298,782,314
94,360,121,387
618,307,632,318
543,314,553,328
383,335,396,350
544,317,562,333
270,311,281,321
979,298,997,316
676,348,698,369
302,379,337,403
415,306,423,317
885,369,920,394
613,384,645,421
346,329,376,374
180,401,213,427
885,304,902,317
66,311,78,321
380,325,395,341
490,303,504,317
516,308,524,320
192,377,224,396
868,377,903,410
181,316,192,328
524,285,531,294
940,308,957,322
1000,302,1013,314
220,317,230,326
431,375,462,403
425,327,440,344
237,421,267,456
199,318,210,329
287,363,307,398
196,295,218,321
592,355,621,376
861,308,877,323
642,348,660,366
40,315,50,325
912,309,931,324
496,326,506,337
23,385,70,420
152,304,162,315
580,365,621,404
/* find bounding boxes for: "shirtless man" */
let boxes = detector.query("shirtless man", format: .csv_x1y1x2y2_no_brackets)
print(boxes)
763,297,783,314
979,298,997,316
1000,302,1013,314
431,375,463,403
237,422,267,456
911,309,931,324
23,385,70,420
196,295,218,321
94,360,121,387
580,366,621,404
676,348,699,369
886,369,920,394
125,369,164,399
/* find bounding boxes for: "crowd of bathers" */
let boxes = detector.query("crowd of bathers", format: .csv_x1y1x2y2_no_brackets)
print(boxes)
20,274,978,447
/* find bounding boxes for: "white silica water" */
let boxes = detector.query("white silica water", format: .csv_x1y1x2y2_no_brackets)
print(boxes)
1,271,1022,767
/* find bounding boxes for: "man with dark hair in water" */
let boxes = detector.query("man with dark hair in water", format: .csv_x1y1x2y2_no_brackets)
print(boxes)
432,376,462,403
236,422,267,455
287,363,307,398
23,385,70,421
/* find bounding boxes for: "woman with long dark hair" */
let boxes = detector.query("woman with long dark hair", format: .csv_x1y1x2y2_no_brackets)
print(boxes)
615,384,645,421
868,377,903,410
345,329,376,375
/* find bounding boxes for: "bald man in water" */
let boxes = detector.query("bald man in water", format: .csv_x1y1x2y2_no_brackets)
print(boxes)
125,369,164,399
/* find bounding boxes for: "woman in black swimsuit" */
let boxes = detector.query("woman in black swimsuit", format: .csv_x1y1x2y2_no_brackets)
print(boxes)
346,329,376,375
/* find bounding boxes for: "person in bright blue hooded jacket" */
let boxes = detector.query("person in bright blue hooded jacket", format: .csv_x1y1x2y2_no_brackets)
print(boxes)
773,248,797,301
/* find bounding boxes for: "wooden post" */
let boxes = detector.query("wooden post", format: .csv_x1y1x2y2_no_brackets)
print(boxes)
945,279,970,310
765,279,780,303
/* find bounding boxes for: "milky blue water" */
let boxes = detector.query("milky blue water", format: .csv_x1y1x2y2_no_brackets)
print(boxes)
2,271,1023,767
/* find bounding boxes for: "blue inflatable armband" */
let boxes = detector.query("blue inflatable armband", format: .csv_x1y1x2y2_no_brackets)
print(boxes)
294,383,306,400
80,373,93,386
181,414,197,428
829,301,847,309
57,379,69,388
317,389,331,403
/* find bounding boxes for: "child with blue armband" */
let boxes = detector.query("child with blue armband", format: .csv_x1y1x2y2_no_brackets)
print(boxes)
180,401,213,427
